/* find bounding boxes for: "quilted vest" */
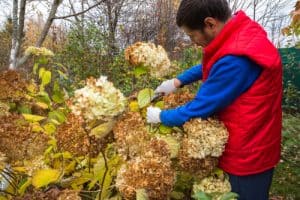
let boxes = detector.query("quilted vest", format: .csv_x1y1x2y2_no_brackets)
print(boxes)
202,11,282,175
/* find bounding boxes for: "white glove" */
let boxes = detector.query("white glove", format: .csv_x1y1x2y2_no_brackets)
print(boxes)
155,79,177,95
146,106,161,124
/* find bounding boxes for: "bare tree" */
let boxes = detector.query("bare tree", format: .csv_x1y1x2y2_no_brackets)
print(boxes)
9,0,62,70
228,0,292,47
8,0,107,70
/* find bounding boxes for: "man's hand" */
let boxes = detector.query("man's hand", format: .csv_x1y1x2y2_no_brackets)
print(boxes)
155,78,181,95
146,106,162,124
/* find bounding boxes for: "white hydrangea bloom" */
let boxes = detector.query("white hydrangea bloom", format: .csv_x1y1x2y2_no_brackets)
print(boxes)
125,42,171,78
183,118,228,159
193,176,232,200
69,76,127,122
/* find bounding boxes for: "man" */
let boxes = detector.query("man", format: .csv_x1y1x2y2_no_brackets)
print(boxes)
146,0,282,199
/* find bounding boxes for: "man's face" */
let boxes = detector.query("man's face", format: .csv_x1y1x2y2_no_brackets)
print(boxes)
183,27,214,47
182,17,226,47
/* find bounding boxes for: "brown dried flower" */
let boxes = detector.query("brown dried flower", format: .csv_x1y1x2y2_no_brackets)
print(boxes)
116,156,175,200
0,70,28,102
56,114,90,156
183,118,228,159
163,90,195,109
0,114,49,164
113,112,150,160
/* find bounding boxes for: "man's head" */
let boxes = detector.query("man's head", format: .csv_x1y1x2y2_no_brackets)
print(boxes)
176,0,232,47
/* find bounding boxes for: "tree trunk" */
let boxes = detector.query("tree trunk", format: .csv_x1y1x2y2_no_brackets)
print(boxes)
17,0,62,68
9,0,19,70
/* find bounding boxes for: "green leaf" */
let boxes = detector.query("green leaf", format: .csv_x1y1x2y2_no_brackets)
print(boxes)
136,189,149,200
107,194,122,200
99,172,113,200
192,192,212,200
52,81,65,103
33,63,39,75
159,124,173,135
155,101,164,109
36,91,51,105
0,196,8,200
32,169,60,188
48,110,66,124
18,178,32,195
43,123,56,135
52,93,64,104
134,66,148,77
17,105,32,114
39,67,46,79
41,70,51,87
38,56,48,65
57,70,68,79
220,192,239,200
22,114,46,122
90,120,115,139
170,191,185,200
137,89,154,108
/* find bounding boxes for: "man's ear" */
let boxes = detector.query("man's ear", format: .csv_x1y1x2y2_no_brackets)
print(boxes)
204,17,217,29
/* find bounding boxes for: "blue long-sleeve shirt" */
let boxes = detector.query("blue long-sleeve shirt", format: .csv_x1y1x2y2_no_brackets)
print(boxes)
160,55,262,127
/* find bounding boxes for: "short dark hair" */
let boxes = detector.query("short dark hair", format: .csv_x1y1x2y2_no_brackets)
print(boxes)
176,0,232,30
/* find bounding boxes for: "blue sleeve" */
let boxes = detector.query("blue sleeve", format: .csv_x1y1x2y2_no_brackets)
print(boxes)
160,56,262,127
177,64,202,85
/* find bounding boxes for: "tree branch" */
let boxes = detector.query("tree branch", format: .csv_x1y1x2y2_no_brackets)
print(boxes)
53,0,106,19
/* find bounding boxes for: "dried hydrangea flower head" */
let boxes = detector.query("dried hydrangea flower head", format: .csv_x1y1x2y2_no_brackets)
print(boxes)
57,189,81,200
183,118,228,159
25,46,54,57
179,139,219,179
163,90,195,109
56,113,112,157
69,76,126,122
141,138,171,159
192,176,231,200
56,114,90,156
113,112,150,160
116,155,175,200
0,114,49,164
0,152,7,167
0,70,29,102
0,102,10,117
125,42,171,78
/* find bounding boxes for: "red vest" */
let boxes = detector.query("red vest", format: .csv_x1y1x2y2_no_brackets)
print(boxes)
202,11,282,175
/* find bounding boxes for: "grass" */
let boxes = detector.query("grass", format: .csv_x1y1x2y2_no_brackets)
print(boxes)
270,113,300,200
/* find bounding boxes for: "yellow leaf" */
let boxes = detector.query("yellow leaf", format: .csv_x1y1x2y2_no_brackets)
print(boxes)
13,167,27,173
155,101,164,109
22,114,46,122
35,102,49,109
43,123,56,135
90,120,115,139
129,101,139,112
64,161,76,175
159,124,173,135
137,89,154,108
31,122,44,133
32,169,60,188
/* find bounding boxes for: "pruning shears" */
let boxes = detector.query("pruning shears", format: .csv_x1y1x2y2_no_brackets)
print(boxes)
150,92,163,102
